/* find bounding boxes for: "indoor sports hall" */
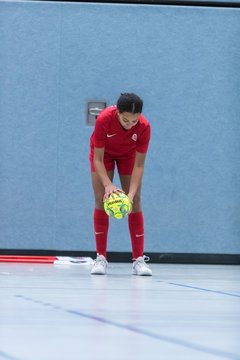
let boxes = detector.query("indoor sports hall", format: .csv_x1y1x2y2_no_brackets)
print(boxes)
0,0,240,359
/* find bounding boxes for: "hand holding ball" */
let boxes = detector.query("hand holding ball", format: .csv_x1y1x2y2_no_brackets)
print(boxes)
104,192,132,219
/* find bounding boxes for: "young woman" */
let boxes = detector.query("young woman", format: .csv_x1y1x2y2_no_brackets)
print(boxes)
89,93,152,276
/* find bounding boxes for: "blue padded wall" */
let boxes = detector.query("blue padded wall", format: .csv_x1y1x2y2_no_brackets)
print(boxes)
0,1,239,254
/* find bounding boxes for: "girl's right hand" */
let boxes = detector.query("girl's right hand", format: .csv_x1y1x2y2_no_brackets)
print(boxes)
103,184,124,201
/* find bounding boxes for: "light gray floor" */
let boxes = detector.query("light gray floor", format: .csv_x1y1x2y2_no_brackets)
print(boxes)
0,262,240,360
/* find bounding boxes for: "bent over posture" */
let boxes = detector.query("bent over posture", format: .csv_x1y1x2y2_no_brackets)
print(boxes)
89,93,152,276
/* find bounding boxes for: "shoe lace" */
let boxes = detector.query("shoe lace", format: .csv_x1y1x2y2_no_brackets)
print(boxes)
133,255,150,266
94,255,107,267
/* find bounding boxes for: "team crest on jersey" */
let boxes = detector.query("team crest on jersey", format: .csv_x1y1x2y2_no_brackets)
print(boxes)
131,133,137,142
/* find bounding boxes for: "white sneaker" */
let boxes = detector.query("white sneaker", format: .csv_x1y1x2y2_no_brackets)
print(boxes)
132,255,152,276
91,254,108,275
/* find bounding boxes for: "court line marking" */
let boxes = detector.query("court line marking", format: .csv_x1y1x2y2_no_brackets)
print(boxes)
161,282,240,298
15,295,240,360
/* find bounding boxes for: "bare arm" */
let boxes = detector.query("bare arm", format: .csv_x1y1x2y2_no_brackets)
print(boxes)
93,147,122,200
128,152,147,203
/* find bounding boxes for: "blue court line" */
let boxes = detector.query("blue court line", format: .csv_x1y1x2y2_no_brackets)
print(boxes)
15,295,240,360
0,351,23,360
164,282,240,298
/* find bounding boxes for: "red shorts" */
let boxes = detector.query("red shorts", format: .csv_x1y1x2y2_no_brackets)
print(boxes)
90,150,136,176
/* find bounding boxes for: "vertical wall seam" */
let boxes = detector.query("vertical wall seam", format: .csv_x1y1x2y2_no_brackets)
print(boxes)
54,4,63,248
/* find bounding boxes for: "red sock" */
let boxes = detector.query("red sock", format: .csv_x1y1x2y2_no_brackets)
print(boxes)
94,208,109,258
128,212,144,260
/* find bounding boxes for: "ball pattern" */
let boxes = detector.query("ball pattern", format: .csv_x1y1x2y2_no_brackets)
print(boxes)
104,192,131,219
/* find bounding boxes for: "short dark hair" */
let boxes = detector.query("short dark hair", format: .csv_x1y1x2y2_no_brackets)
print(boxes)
117,93,143,114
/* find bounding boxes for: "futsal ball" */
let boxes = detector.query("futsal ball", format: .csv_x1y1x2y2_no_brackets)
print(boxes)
104,192,131,219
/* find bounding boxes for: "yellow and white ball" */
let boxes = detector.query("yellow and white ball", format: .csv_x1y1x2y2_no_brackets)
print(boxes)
104,192,131,219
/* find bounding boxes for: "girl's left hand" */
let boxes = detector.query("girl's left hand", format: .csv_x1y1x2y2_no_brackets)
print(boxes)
127,192,134,204
127,193,134,213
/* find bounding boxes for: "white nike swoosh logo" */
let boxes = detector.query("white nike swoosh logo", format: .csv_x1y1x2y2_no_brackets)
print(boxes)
136,234,144,237
95,231,104,235
107,133,116,138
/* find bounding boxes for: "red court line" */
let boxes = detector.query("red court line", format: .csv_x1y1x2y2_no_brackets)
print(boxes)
0,255,57,263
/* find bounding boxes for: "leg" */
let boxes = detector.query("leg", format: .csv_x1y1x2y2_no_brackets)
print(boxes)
91,170,114,258
119,173,152,275
91,170,114,209
119,175,144,259
118,174,142,213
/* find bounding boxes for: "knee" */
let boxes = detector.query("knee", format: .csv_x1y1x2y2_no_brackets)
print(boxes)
132,193,142,212
95,197,104,210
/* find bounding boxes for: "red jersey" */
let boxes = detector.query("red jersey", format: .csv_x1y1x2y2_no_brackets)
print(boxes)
90,106,150,159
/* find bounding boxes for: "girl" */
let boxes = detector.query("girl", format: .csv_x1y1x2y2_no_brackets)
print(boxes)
89,93,152,276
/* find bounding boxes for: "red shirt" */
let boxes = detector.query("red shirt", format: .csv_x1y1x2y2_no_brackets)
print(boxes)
90,106,151,159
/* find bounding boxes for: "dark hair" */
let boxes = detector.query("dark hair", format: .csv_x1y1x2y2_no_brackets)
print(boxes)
117,93,143,114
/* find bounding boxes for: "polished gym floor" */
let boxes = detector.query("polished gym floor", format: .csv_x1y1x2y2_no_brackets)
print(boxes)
0,261,240,360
